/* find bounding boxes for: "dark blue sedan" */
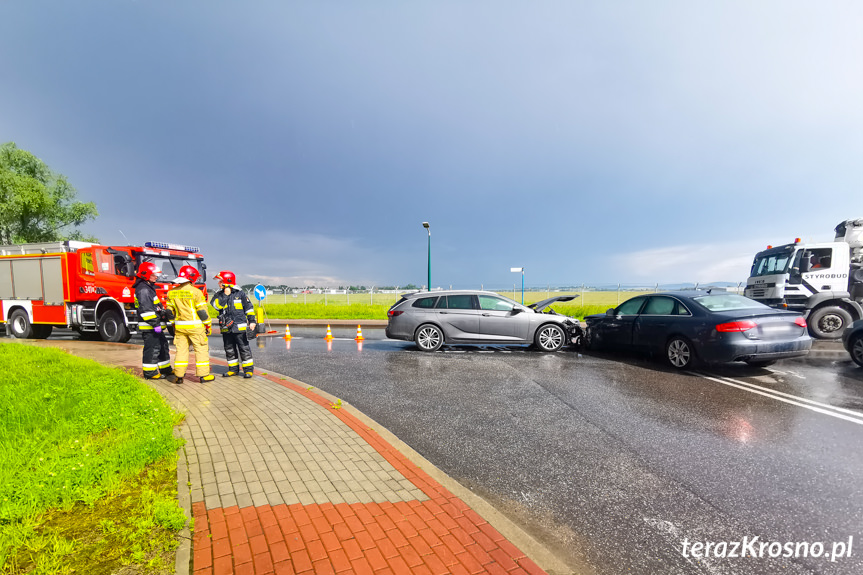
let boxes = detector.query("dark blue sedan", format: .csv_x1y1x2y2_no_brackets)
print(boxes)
584,291,812,369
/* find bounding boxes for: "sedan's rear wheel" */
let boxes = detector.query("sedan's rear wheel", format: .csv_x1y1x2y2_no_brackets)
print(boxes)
850,335,863,368
666,336,695,369
535,324,565,352
415,324,444,352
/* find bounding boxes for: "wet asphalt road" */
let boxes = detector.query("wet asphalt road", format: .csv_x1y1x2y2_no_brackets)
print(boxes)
208,327,863,575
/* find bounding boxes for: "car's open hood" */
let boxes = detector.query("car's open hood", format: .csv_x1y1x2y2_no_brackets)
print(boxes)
528,295,579,312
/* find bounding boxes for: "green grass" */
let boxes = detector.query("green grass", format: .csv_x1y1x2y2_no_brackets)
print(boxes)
0,343,186,574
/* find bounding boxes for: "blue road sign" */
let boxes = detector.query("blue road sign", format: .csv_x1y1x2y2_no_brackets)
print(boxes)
253,284,267,301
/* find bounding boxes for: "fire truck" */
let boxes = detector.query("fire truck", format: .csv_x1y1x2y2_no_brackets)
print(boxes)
0,241,207,342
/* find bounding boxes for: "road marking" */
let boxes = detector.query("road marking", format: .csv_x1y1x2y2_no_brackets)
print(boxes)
694,372,863,426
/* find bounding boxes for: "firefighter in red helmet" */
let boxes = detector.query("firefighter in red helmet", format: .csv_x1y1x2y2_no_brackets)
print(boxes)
166,265,214,384
210,270,256,378
134,261,172,379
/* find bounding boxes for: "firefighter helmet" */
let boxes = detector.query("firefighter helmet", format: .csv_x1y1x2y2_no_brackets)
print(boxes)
136,261,160,283
174,265,201,284
214,270,236,286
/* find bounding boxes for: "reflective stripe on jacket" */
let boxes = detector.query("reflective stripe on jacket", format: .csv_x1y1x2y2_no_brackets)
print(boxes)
167,282,211,333
134,278,164,331
210,287,256,333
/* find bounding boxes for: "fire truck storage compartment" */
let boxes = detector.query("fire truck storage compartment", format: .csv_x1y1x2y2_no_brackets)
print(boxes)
0,257,65,305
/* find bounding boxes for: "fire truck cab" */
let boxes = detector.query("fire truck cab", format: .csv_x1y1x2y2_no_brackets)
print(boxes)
0,240,206,342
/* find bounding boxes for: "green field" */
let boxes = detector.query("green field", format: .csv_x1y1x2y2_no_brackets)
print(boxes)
247,290,653,321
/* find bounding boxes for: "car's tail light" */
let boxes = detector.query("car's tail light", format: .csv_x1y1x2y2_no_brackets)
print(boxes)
716,320,757,332
387,310,404,318
794,317,807,328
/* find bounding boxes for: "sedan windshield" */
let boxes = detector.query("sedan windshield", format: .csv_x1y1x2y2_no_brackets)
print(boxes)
692,294,769,312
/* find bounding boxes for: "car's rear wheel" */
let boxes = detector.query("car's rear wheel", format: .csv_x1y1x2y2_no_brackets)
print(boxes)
415,324,444,352
850,334,863,368
535,324,565,352
807,306,852,340
666,336,695,369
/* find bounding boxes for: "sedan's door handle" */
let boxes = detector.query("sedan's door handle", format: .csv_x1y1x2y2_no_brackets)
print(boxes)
482,313,491,316
439,311,448,314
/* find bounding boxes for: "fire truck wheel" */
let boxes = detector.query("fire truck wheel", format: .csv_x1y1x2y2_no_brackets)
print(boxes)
9,309,34,339
98,310,130,343
807,306,852,340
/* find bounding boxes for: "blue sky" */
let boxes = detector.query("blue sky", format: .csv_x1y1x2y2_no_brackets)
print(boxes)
1,1,860,289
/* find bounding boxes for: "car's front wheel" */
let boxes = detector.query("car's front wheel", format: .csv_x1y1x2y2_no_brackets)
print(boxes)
849,334,863,368
415,324,444,352
535,324,565,352
666,336,695,369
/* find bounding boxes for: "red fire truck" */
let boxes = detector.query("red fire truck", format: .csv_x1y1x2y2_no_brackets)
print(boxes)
0,240,207,342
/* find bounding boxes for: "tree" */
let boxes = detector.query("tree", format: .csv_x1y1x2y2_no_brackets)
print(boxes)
0,142,98,244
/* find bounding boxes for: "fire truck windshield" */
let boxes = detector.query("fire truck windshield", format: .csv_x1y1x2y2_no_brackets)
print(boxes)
138,255,206,283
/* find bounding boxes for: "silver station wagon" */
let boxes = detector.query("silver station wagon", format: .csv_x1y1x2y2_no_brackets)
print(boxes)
385,290,583,352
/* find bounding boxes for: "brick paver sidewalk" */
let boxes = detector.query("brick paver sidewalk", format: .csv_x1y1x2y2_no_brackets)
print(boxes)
27,340,558,575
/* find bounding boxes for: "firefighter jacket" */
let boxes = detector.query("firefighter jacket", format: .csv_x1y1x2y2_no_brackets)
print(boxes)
167,282,211,334
210,287,256,333
134,278,166,332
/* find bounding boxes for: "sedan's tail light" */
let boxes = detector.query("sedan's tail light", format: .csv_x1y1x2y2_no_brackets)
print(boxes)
716,320,757,332
794,317,807,328
387,310,404,318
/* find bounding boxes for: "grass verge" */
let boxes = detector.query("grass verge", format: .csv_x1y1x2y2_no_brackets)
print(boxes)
0,343,186,574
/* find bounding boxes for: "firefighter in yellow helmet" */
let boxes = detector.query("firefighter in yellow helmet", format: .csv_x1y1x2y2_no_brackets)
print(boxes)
166,265,214,384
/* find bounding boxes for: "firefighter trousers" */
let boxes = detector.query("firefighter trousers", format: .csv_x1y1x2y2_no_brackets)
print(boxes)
142,330,172,378
223,331,254,374
172,328,211,377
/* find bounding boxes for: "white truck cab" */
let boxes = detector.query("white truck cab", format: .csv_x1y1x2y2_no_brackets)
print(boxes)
744,218,863,339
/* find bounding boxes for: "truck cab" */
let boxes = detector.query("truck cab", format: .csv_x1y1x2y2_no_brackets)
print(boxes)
744,219,863,339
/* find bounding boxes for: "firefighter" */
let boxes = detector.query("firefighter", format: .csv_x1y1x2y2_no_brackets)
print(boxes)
134,261,172,380
166,265,214,384
210,270,256,378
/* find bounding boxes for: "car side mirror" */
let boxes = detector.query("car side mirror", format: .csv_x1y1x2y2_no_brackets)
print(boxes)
606,308,615,316
510,307,523,315
800,259,811,273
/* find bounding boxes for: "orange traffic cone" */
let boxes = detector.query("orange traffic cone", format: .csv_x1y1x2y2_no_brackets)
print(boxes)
355,324,364,341
284,324,292,340
324,324,334,341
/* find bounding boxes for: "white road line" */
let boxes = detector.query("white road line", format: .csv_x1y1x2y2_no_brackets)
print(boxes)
694,372,863,426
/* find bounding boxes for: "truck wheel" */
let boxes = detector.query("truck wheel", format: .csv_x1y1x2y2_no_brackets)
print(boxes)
807,306,852,340
9,309,34,339
98,310,130,343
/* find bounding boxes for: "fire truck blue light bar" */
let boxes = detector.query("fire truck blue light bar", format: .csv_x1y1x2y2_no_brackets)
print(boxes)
145,241,200,253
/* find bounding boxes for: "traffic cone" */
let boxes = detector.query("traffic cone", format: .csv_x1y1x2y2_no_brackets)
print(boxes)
324,324,334,341
284,324,292,340
355,324,364,341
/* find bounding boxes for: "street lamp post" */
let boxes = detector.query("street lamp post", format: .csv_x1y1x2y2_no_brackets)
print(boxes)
511,267,524,304
422,222,431,291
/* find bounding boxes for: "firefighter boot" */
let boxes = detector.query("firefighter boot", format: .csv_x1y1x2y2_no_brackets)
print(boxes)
145,373,163,380
243,372,253,379
200,374,215,382
222,371,237,377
